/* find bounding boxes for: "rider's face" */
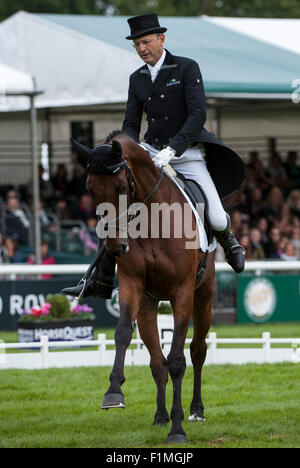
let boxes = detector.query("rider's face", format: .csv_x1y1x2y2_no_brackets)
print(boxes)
133,33,165,67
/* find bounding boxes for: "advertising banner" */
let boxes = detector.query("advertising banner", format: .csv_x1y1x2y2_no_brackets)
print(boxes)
0,279,120,330
238,274,300,323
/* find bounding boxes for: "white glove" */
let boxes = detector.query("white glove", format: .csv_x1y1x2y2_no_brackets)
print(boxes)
153,146,176,168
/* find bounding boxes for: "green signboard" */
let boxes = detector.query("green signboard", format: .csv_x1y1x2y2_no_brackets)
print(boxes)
238,275,300,323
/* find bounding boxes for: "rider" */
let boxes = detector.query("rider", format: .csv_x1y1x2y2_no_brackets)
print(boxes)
63,13,245,300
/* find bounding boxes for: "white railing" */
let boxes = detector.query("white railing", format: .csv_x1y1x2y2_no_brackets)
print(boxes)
0,332,299,370
0,260,300,275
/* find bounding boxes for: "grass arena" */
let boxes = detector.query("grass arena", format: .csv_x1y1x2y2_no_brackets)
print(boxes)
1,323,299,448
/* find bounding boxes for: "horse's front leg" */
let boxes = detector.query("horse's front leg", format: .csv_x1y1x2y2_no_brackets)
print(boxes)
101,281,144,409
167,287,194,444
137,295,169,425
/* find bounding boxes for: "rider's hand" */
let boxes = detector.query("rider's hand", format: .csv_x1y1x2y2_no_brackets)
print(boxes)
153,146,176,168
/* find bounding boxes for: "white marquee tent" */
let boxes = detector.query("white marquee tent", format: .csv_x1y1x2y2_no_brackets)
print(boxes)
0,61,43,263
0,11,140,109
0,62,34,94
204,16,300,56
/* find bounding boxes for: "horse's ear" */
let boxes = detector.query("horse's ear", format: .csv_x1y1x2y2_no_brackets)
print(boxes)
71,138,93,162
111,140,122,159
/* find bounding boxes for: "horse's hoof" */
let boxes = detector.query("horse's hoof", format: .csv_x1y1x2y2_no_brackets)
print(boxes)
153,411,170,426
153,417,169,426
167,433,187,444
101,393,125,409
188,413,206,422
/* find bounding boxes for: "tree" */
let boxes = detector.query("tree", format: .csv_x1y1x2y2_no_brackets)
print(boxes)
1,0,300,22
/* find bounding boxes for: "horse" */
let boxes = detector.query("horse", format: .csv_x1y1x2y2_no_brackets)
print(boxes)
77,134,215,444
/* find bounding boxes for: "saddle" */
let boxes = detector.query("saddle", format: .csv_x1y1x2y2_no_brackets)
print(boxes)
164,167,215,284
171,171,214,246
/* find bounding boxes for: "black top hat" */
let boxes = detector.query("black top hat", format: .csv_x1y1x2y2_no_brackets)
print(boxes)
126,13,167,40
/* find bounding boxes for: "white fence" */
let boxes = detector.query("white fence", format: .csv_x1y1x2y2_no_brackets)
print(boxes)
0,261,299,369
1,332,299,370
1,260,300,276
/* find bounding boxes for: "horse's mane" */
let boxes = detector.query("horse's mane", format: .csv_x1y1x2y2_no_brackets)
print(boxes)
104,130,153,168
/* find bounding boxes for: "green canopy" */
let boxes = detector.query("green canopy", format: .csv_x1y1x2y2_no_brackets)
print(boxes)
38,14,300,97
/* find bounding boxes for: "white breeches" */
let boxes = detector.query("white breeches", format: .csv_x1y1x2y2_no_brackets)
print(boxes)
141,143,227,231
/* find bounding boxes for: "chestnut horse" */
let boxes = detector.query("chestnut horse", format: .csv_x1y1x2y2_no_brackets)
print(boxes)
84,134,215,444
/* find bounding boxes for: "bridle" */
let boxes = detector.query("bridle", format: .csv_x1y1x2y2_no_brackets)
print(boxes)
97,161,165,236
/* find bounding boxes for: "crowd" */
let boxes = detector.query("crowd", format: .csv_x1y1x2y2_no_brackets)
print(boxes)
0,148,300,269
224,150,300,261
0,160,97,265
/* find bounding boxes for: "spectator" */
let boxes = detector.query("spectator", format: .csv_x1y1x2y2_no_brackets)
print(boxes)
246,186,266,222
230,210,243,237
286,189,300,221
78,217,98,255
26,164,54,206
276,201,293,235
51,164,69,199
72,193,95,223
257,217,269,248
4,237,24,263
39,201,55,231
239,234,252,260
284,151,300,187
266,152,289,189
5,191,30,245
277,236,289,258
0,232,9,263
263,227,281,258
280,242,298,261
264,186,285,227
249,228,265,260
27,241,56,279
247,151,274,190
86,217,98,245
67,164,87,199
239,222,250,237
290,227,300,258
244,166,258,192
53,199,73,221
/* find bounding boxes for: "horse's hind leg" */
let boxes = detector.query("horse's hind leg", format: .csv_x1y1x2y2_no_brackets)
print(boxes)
189,279,214,422
137,295,169,425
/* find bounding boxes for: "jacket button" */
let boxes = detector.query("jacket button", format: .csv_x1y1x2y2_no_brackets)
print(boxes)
164,116,168,120
155,138,159,143
148,97,151,101
151,118,155,122
160,94,165,99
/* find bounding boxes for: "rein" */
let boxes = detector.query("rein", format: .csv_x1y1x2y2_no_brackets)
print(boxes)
98,163,164,233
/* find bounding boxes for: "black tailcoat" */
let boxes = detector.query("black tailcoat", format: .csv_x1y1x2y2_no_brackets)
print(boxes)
122,49,245,197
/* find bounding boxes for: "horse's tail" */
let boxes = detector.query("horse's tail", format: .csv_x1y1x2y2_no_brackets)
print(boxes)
221,179,246,213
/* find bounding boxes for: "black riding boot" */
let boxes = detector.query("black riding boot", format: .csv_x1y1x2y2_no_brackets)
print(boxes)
214,214,245,273
61,248,116,299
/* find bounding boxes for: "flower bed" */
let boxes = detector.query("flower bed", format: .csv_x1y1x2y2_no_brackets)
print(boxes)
17,294,95,343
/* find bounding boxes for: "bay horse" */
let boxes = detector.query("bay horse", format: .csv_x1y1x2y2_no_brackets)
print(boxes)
81,134,215,444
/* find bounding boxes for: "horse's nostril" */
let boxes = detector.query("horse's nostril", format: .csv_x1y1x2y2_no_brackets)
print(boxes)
115,243,129,257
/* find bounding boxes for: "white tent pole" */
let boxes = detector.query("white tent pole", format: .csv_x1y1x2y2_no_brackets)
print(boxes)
30,93,41,265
